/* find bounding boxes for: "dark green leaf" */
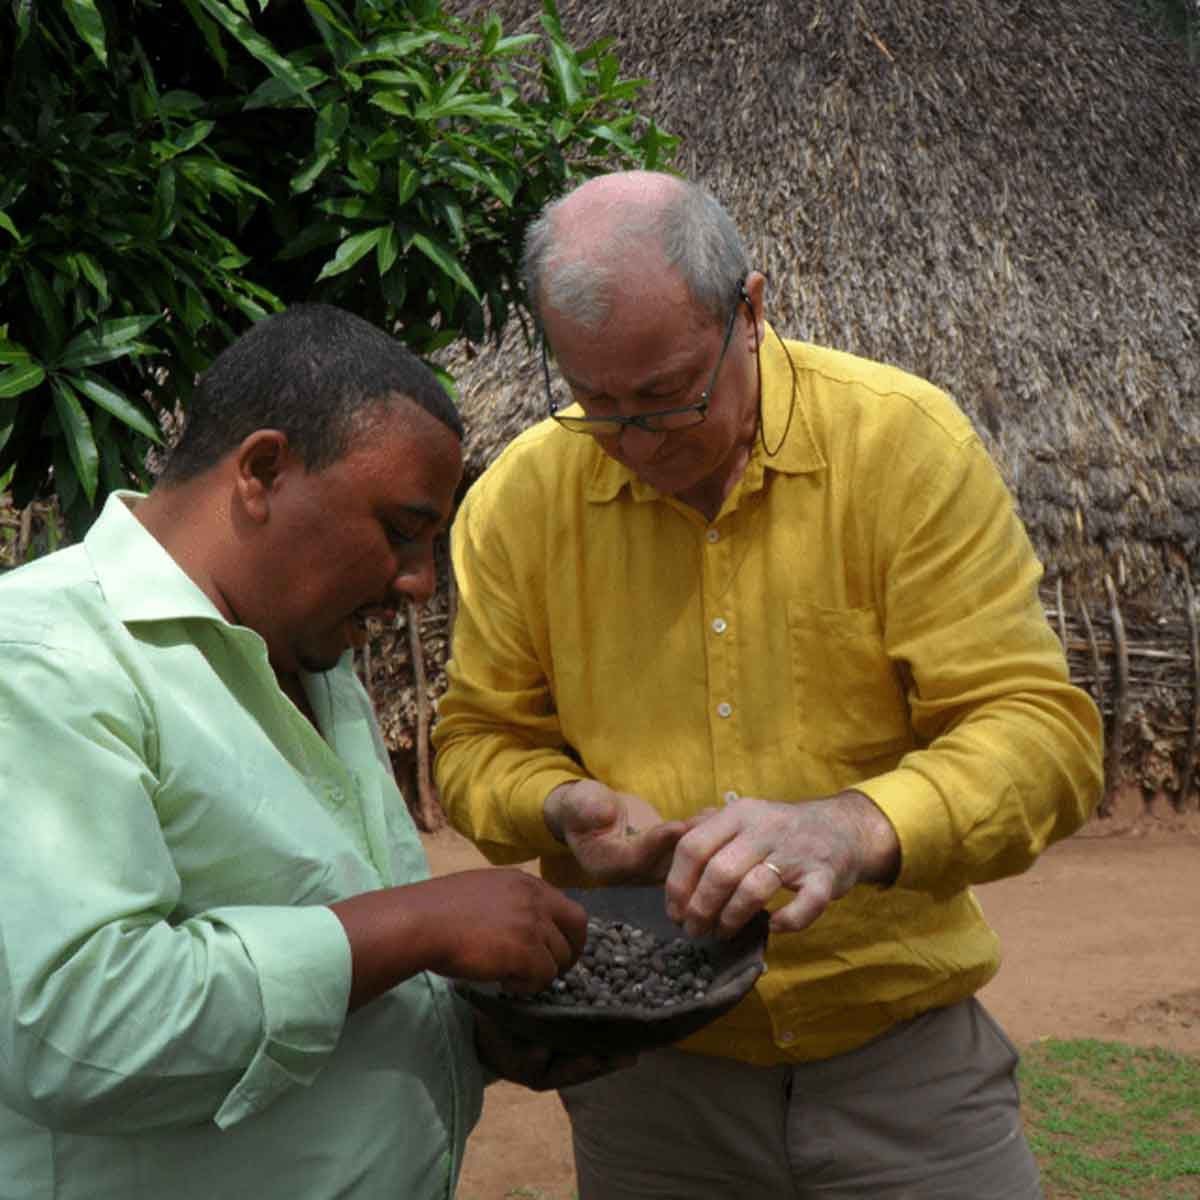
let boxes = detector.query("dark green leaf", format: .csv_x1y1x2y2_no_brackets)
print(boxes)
481,13,502,56
315,228,386,281
438,67,470,107
179,0,228,72
369,92,412,118
346,145,380,193
14,0,34,46
440,132,521,172
159,91,207,117
53,440,81,513
23,266,67,359
427,192,465,246
411,233,480,302
154,165,179,238
318,196,389,220
381,266,407,311
64,0,109,66
0,340,33,366
192,0,317,109
211,286,272,323
415,95,517,123
376,225,398,277
364,129,403,161
577,36,616,65
58,316,162,370
443,159,515,206
315,102,350,156
0,211,19,241
168,121,216,156
589,123,635,154
426,364,457,402
641,121,663,169
0,400,16,457
350,31,441,66
546,37,584,108
290,150,337,195
72,253,110,307
303,1,360,50
69,372,162,443
494,34,539,55
98,427,128,495
51,378,100,503
397,163,421,205
178,159,269,202
0,362,45,399
540,0,566,41
243,66,330,111
278,222,347,260
363,67,431,100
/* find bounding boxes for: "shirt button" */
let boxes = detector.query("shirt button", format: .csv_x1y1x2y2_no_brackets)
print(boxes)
780,1031,796,1045
706,529,720,543
711,617,727,634
723,790,739,805
717,702,733,719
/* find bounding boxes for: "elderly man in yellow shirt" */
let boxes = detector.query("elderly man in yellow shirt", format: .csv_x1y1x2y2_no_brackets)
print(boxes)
433,171,1104,1199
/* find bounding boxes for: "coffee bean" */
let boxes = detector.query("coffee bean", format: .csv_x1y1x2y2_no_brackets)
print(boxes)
506,915,717,1011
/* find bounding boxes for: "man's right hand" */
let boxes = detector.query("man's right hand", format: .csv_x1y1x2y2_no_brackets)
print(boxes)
330,869,587,1010
544,780,689,884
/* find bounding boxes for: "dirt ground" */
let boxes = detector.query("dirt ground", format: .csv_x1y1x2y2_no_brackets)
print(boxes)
423,804,1200,1200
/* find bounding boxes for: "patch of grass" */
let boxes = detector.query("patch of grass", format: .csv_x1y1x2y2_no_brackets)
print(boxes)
1021,1038,1200,1198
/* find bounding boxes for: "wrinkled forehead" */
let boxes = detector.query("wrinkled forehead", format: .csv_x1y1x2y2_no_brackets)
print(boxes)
542,270,717,364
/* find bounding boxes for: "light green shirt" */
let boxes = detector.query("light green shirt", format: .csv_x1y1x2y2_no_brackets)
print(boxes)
0,494,484,1199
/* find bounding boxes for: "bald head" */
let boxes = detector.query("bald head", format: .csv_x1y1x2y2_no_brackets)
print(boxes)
522,171,750,334
552,170,684,246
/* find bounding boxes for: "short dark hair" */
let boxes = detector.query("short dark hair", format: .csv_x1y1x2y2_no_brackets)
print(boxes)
158,304,463,484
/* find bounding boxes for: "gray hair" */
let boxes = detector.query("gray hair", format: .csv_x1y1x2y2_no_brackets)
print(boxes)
522,174,750,332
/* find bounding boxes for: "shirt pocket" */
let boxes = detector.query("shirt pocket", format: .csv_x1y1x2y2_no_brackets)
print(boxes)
787,599,913,766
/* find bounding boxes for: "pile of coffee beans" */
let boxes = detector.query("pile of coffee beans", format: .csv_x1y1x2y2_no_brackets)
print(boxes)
519,916,717,1010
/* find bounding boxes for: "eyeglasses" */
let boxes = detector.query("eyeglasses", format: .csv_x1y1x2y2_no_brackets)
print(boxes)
542,293,743,438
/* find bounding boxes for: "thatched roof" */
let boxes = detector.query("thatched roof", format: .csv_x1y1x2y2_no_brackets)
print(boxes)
377,0,1200,817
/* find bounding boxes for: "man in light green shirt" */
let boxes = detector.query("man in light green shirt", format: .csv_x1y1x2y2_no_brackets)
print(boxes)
0,304,603,1199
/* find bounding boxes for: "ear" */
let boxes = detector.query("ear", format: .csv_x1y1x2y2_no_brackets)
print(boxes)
233,430,292,525
740,271,767,348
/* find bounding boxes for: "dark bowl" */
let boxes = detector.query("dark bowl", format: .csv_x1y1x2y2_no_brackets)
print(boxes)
455,884,769,1055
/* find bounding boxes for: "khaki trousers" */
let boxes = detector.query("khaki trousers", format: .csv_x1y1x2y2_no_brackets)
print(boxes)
560,998,1042,1199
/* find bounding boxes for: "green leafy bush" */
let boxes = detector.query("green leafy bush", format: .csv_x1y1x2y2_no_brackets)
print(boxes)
0,0,674,535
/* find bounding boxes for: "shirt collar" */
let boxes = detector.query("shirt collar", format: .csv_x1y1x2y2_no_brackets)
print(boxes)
583,322,826,505
84,491,229,625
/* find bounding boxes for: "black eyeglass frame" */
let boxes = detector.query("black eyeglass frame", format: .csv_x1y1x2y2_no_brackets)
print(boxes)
541,284,748,437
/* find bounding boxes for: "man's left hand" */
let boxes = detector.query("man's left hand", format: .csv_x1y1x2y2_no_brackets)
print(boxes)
663,790,900,938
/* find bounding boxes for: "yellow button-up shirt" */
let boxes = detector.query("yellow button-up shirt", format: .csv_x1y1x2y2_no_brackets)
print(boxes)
434,329,1103,1064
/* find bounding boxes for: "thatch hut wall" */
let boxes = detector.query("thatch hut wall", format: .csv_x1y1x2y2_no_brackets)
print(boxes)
374,0,1200,822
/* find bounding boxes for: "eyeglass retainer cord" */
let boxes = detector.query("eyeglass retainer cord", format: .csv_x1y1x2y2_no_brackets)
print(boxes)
740,281,798,459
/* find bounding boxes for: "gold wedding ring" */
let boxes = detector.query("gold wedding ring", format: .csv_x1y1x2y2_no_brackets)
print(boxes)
761,860,784,883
